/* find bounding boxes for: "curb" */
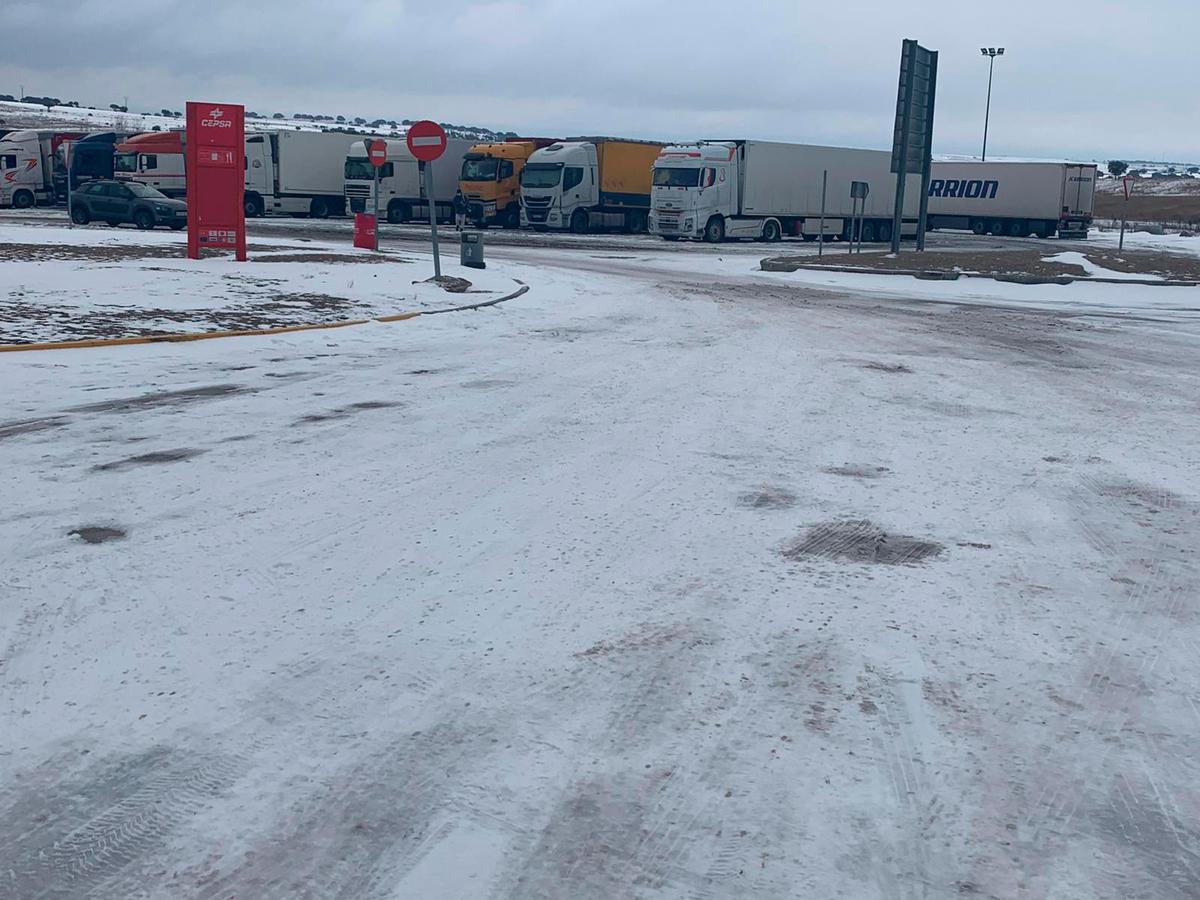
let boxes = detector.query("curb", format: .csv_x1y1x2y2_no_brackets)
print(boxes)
759,257,1197,287
0,284,526,354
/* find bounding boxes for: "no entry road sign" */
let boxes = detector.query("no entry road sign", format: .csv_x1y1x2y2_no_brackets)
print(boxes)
406,120,447,162
365,138,388,168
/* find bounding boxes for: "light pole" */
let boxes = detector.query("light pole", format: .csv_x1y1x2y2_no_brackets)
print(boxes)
980,47,1004,161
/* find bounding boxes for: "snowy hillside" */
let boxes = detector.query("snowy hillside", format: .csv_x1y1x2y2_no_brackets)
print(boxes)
0,100,512,142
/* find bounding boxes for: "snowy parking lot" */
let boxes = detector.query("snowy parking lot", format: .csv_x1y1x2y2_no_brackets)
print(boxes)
3,219,1200,898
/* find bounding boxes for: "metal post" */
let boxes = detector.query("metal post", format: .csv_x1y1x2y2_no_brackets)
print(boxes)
424,159,442,278
856,202,864,255
848,196,856,255
1119,188,1128,252
66,149,73,229
372,162,380,252
916,50,939,251
982,55,995,162
818,169,827,258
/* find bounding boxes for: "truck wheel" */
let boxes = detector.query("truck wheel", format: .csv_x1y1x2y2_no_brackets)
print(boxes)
703,216,725,243
760,219,782,243
244,194,264,218
502,207,520,229
387,203,409,224
624,210,647,233
970,219,987,235
860,221,877,243
1006,219,1028,237
12,190,34,209
71,205,91,225
569,209,589,234
988,219,1004,236
309,197,330,219
134,209,155,230
878,221,893,243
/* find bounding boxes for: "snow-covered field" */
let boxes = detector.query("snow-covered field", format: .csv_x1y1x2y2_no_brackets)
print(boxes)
3,224,1200,898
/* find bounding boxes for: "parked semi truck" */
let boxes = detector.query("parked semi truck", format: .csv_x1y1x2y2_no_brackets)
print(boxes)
926,161,1097,239
460,138,557,228
650,140,923,243
243,130,362,218
0,129,85,207
114,132,186,197
62,132,135,198
520,138,664,233
344,138,473,223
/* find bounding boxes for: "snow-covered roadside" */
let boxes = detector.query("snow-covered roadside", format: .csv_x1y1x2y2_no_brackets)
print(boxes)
3,242,1200,897
0,223,524,343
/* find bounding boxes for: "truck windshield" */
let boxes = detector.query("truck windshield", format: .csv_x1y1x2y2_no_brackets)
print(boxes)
653,167,701,188
344,158,374,181
520,164,562,189
461,157,498,181
114,153,137,173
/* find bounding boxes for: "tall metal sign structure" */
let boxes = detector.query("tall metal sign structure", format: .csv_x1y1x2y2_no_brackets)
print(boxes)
890,39,938,253
185,101,246,261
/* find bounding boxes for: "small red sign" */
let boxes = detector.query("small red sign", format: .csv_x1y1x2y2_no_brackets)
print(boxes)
406,120,447,163
366,138,388,168
186,101,246,261
354,213,377,250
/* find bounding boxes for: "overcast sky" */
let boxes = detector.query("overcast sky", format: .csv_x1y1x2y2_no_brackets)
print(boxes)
2,0,1194,161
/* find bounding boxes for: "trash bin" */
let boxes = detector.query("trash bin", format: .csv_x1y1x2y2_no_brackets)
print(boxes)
460,231,485,270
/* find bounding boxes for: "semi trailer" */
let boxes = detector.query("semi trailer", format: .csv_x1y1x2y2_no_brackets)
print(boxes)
243,130,362,218
344,138,473,223
0,129,85,207
649,140,922,243
63,132,135,198
460,138,558,228
520,138,665,233
114,132,187,197
926,161,1097,239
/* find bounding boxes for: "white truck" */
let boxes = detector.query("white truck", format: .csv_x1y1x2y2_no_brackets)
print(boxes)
649,140,922,243
243,130,362,218
926,161,1097,239
0,129,85,207
519,138,664,233
343,137,473,223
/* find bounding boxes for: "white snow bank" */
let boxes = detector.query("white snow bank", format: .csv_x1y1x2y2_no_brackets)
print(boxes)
1041,251,1162,281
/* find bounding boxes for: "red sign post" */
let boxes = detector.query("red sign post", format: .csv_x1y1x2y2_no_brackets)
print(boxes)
186,101,246,261
406,121,448,277
364,138,388,252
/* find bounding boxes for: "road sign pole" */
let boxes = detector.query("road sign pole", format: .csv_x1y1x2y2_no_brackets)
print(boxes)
426,159,442,278
373,164,380,252
916,51,939,252
818,169,827,258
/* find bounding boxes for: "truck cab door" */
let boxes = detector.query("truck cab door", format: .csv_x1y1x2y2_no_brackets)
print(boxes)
244,136,270,195
562,166,587,213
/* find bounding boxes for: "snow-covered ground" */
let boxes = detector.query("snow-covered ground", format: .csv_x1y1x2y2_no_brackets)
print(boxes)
3,225,1200,898
0,224,523,344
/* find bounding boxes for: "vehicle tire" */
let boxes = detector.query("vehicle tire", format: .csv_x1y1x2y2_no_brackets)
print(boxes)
623,210,647,234
703,216,725,243
878,221,893,243
502,207,520,229
761,218,782,243
71,205,91,225
169,223,185,231
244,194,264,218
1006,219,1028,237
309,197,330,219
12,189,34,209
134,209,155,230
860,221,877,243
988,219,1004,236
387,202,409,224
106,219,122,227
970,219,987,235
568,209,589,234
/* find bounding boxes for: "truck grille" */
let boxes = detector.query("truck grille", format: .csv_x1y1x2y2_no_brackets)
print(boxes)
345,185,370,198
523,195,552,224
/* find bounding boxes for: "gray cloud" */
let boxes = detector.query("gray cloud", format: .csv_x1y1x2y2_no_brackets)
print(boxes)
2,0,1194,160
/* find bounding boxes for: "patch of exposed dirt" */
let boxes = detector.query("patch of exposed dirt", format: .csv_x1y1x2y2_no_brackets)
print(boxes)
823,465,890,479
738,486,797,510
69,525,127,544
93,448,206,471
294,400,401,425
861,362,913,374
766,247,1200,281
783,519,943,566
253,252,412,265
0,241,290,263
71,384,247,414
422,275,472,293
0,416,69,440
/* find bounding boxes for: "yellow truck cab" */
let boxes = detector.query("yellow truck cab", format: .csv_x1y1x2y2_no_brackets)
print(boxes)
460,138,557,228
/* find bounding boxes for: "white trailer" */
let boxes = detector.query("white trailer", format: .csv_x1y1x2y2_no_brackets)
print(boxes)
0,129,84,207
649,140,922,243
343,138,473,223
243,130,362,218
926,161,1097,239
